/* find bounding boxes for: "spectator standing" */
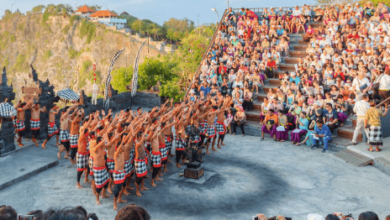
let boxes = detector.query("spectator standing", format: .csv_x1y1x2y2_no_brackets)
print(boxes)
365,99,388,152
231,106,246,136
352,94,370,145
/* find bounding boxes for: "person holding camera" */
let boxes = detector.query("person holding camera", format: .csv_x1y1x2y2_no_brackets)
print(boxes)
231,106,246,136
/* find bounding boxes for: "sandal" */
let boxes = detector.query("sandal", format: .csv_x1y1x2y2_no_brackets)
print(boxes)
280,140,285,142
376,148,382,152
367,148,373,152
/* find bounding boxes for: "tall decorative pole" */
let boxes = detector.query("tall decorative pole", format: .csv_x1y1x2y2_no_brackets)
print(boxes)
92,63,98,105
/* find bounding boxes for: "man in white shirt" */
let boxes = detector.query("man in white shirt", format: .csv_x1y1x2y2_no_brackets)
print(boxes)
378,68,390,108
352,72,371,100
232,77,243,89
352,94,370,145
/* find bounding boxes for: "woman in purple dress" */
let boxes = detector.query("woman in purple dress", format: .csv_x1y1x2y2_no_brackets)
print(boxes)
291,112,309,144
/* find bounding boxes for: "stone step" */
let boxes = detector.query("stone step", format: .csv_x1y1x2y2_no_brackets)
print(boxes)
246,110,262,122
279,64,296,72
284,57,300,64
269,79,281,86
263,85,279,94
337,126,362,142
289,51,307,58
294,45,308,51
310,23,322,28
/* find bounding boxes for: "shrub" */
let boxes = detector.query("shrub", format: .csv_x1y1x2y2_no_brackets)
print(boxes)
79,20,96,44
43,50,52,61
10,35,16,43
68,47,78,59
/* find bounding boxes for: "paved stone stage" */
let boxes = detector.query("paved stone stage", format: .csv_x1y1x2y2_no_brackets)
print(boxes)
1,135,390,220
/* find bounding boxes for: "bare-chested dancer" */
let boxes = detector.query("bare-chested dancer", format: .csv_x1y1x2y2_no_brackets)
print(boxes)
113,144,127,210
150,123,164,187
134,124,152,197
69,108,84,164
15,101,31,147
203,99,225,154
175,115,187,167
58,106,77,159
91,133,117,205
42,105,60,149
158,115,177,174
76,116,93,189
216,101,228,149
30,104,46,147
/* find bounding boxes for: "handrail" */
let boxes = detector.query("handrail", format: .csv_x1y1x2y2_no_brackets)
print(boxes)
184,9,227,98
376,95,390,108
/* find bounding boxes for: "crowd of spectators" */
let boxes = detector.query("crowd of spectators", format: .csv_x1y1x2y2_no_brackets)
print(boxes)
0,204,150,220
189,2,390,152
255,212,390,220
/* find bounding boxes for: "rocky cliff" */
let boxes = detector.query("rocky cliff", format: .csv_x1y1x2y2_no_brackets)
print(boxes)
0,12,163,100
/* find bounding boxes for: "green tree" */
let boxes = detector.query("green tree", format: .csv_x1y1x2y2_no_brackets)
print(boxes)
32,5,45,13
138,57,176,90
163,18,194,43
111,66,134,93
159,77,185,102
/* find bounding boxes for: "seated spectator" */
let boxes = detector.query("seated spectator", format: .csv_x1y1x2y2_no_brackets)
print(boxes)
323,102,339,132
311,119,333,153
115,204,150,220
292,112,309,144
261,109,278,141
0,205,17,220
275,110,289,142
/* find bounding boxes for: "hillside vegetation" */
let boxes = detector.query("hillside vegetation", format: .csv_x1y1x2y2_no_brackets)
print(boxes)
0,6,163,100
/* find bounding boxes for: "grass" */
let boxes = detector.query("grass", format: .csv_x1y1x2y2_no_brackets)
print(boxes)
14,54,27,72
43,50,52,61
2,57,9,67
62,24,70,34
69,15,81,26
79,19,96,44
68,47,78,59
10,35,16,43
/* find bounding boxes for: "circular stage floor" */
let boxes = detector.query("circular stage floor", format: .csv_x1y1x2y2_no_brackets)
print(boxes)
1,135,390,220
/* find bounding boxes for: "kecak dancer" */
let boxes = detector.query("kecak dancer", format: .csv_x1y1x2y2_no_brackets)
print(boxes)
203,99,220,154
58,106,77,159
15,100,32,147
216,101,228,149
113,144,127,210
175,115,188,167
69,108,84,164
150,123,164,187
42,105,60,149
158,115,177,174
134,125,151,197
76,116,93,189
30,104,46,147
91,133,117,205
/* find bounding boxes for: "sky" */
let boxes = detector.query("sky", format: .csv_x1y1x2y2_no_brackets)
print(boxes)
0,0,317,25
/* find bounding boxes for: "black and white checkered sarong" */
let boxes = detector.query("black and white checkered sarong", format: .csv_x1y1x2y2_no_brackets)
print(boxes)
159,144,168,161
165,135,173,151
70,134,79,148
130,147,135,163
76,152,89,172
134,158,147,177
60,130,70,142
124,160,133,177
113,170,126,184
368,126,383,146
93,166,110,188
47,123,59,137
16,120,25,131
151,151,162,168
206,124,216,138
175,138,185,151
106,159,115,173
89,157,94,175
30,120,40,130
215,122,225,135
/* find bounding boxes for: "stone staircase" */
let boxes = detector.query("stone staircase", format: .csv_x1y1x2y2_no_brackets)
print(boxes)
236,27,360,149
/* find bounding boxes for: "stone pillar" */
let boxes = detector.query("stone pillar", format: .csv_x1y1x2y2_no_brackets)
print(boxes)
0,67,16,155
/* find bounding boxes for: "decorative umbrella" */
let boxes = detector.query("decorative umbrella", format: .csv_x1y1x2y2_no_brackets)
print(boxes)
57,88,80,103
0,102,17,118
